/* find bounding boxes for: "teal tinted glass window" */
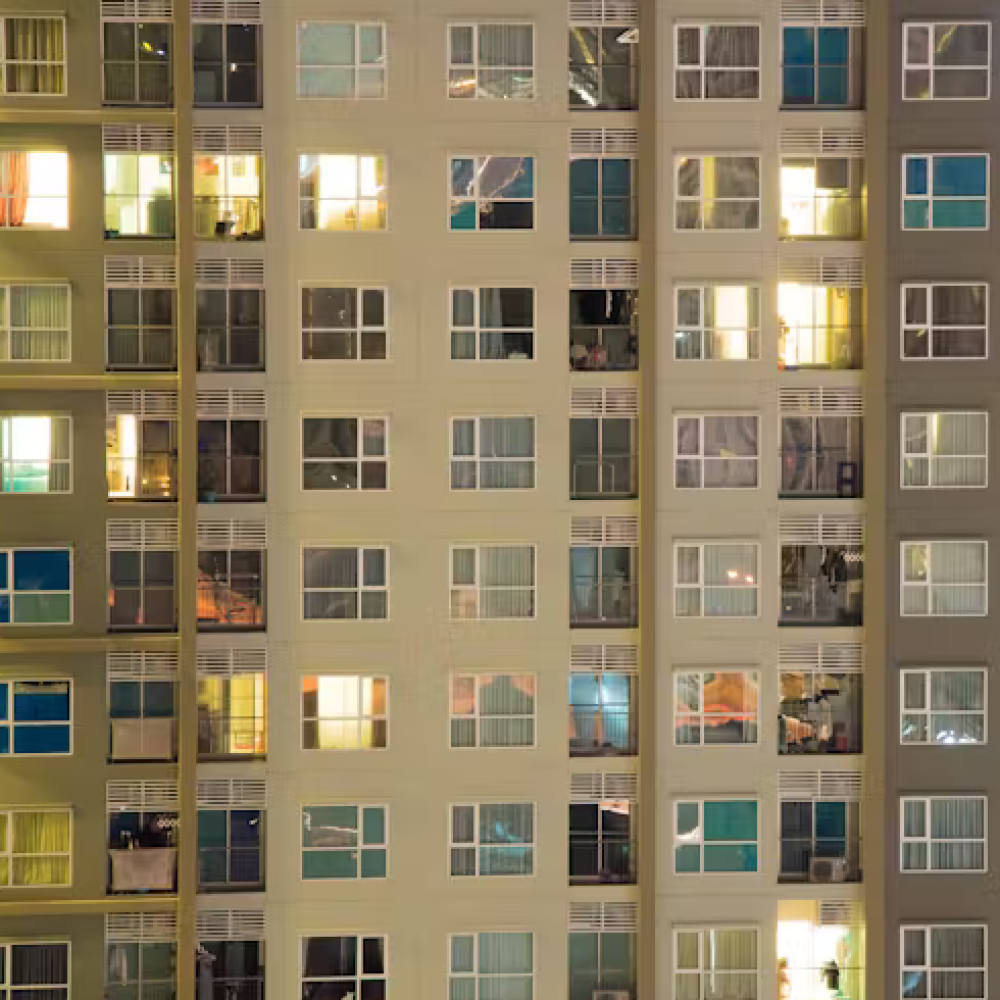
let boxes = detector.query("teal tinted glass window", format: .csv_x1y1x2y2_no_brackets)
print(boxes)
302,804,387,879
0,548,71,624
1,680,72,754
782,26,850,105
676,799,758,873
903,154,988,229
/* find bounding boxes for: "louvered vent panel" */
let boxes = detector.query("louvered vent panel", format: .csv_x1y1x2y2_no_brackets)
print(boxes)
819,900,862,926
107,650,179,680
571,386,639,416
570,772,638,801
779,771,820,800
570,258,639,288
102,0,174,17
197,519,267,550
572,517,605,545
778,255,865,286
106,912,178,943
822,770,863,799
196,257,265,287
779,770,862,799
197,646,267,677
197,908,266,940
779,386,863,415
780,0,865,24
193,125,264,154
197,388,266,418
192,0,262,20
107,779,179,811
105,256,178,287
107,519,179,551
197,777,266,808
569,901,638,931
107,390,178,418
571,643,639,671
103,124,174,153
779,514,863,546
571,515,639,545
569,0,639,25
779,642,863,672
781,127,865,155
570,128,639,157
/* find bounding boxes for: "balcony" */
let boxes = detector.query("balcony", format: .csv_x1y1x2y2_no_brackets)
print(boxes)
194,196,263,240
196,940,263,1000
780,835,862,884
780,671,862,754
781,546,863,626
198,456,263,502
570,804,636,885
197,326,264,372
569,707,636,756
780,446,862,498
778,284,863,370
571,579,638,627
570,326,638,371
107,551,178,632
107,456,177,501
107,328,177,371
780,156,864,241
197,576,264,629
198,711,266,758
108,846,177,893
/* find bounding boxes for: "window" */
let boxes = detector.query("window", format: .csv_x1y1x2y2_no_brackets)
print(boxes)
197,548,264,628
197,942,262,1000
570,544,638,626
450,934,533,999
297,23,385,99
451,545,535,620
0,548,71,625
106,941,175,1000
780,799,861,882
675,24,760,99
451,156,534,230
780,156,864,239
903,23,990,100
107,285,176,371
194,20,261,106
0,415,70,493
902,412,987,488
675,670,759,745
674,542,758,618
901,796,986,871
107,806,178,893
0,808,71,885
0,943,68,1000
674,928,759,1000
0,680,71,754
109,674,175,760
102,15,171,104
570,156,636,238
0,151,67,230
197,671,266,757
901,668,986,745
197,808,263,889
901,541,987,617
675,155,760,230
675,415,759,489
451,803,534,876
197,286,263,372
0,17,65,95
302,805,387,879
779,670,863,753
781,25,857,106
103,151,175,239
451,417,535,489
902,154,988,231
902,283,987,359
298,154,387,231
570,412,637,498
569,670,637,756
451,288,534,360
448,24,534,99
301,936,386,1000
106,411,176,500
0,284,70,363
779,282,864,369
302,417,388,491
197,418,263,500
570,288,638,371
675,285,760,361
781,541,864,625
301,286,387,361
108,543,176,631
301,675,388,750
450,674,536,748
901,926,985,1000
780,412,863,496
302,547,388,620
570,801,635,884
674,799,758,873
193,153,263,239
569,25,639,110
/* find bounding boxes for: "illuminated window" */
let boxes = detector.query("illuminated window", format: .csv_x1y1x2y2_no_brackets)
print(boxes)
102,13,171,104
106,410,177,500
448,23,534,99
451,545,536,620
103,150,175,238
675,415,759,489
903,23,990,100
0,809,70,885
302,805,387,878
902,153,988,230
780,156,864,238
780,540,864,625
901,541,987,616
302,547,388,620
778,913,864,1000
674,24,760,99
298,154,387,231
779,669,863,753
674,799,758,873
451,417,535,489
674,928,759,999
570,543,638,626
675,670,759,745
675,155,759,230
451,803,534,876
675,285,759,360
450,156,534,230
674,542,759,618
0,17,65,95
301,286,386,361
451,287,534,360
901,282,987,359
778,283,863,369
301,675,387,749
780,407,863,497
302,417,388,491
569,25,639,110
297,22,385,99
0,415,70,493
901,668,986,745
194,20,261,106
902,411,987,488
901,796,985,871
901,926,984,1000
450,674,536,747
0,150,67,230
569,670,638,756
0,680,71,754
197,671,266,757
194,153,263,239
0,284,70,362
0,548,72,625
198,548,264,629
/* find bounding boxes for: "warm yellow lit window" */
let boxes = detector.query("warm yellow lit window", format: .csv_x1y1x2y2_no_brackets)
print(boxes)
106,414,176,499
0,809,71,886
777,907,863,1000
301,674,388,749
104,152,174,238
197,673,266,755
778,282,862,369
0,415,70,493
0,150,67,229
193,154,263,238
780,156,863,238
298,154,387,231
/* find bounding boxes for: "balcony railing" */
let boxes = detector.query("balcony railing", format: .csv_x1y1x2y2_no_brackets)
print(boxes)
197,327,265,372
107,456,177,500
780,576,863,626
110,717,176,760
571,580,638,627
197,577,264,629
569,835,637,885
198,456,264,501
779,326,863,370
570,326,638,371
194,197,263,240
569,707,637,756
780,447,862,498
198,713,266,758
107,586,178,632
780,196,864,240
107,328,177,371
571,454,638,498
108,846,177,893
569,65,639,111
779,837,862,883
197,978,263,1000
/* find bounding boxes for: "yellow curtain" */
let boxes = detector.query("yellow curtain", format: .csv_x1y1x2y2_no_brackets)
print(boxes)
7,18,64,95
12,810,70,885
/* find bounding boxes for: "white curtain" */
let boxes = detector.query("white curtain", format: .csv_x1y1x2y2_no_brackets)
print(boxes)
479,804,534,876
9,285,69,360
477,674,535,747
480,545,535,619
676,415,758,488
902,541,987,616
904,412,987,486
903,927,985,1000
704,543,758,616
903,798,985,870
675,929,758,1000
480,417,535,488
902,669,985,744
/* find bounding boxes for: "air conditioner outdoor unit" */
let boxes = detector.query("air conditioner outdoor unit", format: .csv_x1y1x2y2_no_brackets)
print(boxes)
809,856,848,883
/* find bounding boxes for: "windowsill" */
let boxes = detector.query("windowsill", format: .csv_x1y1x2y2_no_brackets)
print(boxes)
107,625,179,634
197,883,265,894
197,752,267,762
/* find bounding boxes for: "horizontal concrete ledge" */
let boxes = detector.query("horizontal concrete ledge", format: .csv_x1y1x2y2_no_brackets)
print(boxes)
0,635,180,654
0,109,176,125
0,897,178,916
0,374,179,392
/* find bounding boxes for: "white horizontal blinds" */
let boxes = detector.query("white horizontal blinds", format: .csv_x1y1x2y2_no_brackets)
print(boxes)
105,256,178,287
107,779,179,810
779,642,863,672
196,388,266,418
192,125,264,154
192,0,262,21
106,912,178,943
571,643,638,671
780,0,865,25
196,776,265,808
569,901,638,931
103,124,175,153
570,128,639,157
570,772,638,801
195,258,265,287
778,770,863,799
570,258,639,288
106,390,178,418
196,645,266,677
779,386,864,415
102,0,174,17
571,515,639,544
780,127,865,155
570,386,639,416
778,255,865,286
107,649,179,680
196,908,265,941
197,518,267,550
569,0,638,25
107,518,180,549
780,513,863,546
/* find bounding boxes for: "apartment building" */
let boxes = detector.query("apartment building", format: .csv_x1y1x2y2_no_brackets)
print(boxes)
0,0,993,998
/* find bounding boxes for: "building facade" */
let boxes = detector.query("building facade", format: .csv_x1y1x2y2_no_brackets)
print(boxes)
0,0,992,997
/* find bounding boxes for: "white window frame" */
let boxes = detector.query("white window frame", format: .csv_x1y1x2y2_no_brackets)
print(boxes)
0,678,72,756
673,541,760,619
300,284,389,362
0,282,71,363
300,674,389,751
674,154,761,232
900,795,987,872
300,803,388,880
449,155,536,232
900,925,986,1000
901,282,989,360
0,546,73,626
902,22,991,101
192,17,262,107
673,414,759,489
301,546,389,621
673,798,759,874
297,153,388,232
901,153,990,232
100,11,172,105
674,284,761,361
0,150,69,231
673,23,761,101
673,669,759,746
900,667,987,746
673,926,760,1000
447,22,536,99
0,807,72,886
106,277,176,371
449,544,537,621
300,415,389,492
448,933,535,997
300,935,387,996
901,411,988,489
900,541,988,617
295,22,387,100
450,286,535,361
449,802,535,877
0,17,67,96
0,414,72,493
0,941,70,998
449,673,537,749
450,416,536,490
